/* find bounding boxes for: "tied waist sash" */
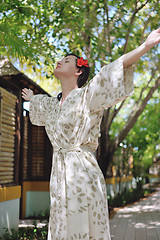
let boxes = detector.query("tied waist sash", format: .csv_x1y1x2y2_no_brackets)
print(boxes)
53,145,93,155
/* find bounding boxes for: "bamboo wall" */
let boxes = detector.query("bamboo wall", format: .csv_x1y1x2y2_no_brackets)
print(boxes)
0,87,17,184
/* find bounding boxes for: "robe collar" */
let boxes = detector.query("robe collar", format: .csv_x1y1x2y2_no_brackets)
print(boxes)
57,88,80,101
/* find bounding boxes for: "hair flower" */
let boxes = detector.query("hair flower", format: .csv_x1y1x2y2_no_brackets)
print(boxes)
77,57,89,67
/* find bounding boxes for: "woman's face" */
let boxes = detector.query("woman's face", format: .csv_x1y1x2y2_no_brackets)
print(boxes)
54,55,78,80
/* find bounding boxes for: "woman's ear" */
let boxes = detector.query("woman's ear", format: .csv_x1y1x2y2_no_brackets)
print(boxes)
75,68,82,77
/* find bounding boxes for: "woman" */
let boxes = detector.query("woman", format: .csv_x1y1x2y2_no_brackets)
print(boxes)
22,28,160,240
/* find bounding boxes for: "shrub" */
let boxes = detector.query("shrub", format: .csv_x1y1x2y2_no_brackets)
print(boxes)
108,187,155,208
1,225,48,240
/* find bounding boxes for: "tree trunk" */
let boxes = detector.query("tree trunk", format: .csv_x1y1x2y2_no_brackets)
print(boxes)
98,143,114,178
97,113,115,178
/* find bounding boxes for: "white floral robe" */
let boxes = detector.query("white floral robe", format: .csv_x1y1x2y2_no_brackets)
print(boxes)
29,56,134,240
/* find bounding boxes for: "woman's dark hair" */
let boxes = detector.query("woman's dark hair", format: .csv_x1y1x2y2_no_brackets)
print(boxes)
66,53,90,88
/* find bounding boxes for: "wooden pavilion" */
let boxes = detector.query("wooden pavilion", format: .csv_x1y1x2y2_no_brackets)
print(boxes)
0,56,53,236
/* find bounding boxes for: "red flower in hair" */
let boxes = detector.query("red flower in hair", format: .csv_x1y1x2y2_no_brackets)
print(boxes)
77,57,89,67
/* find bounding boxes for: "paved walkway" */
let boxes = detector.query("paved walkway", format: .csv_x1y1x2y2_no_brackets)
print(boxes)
19,219,48,228
109,187,160,240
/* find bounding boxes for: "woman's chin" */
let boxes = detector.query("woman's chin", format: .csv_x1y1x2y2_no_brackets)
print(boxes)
54,69,61,78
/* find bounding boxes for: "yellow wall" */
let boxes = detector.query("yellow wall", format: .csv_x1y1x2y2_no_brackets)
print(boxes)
0,186,21,202
105,175,133,185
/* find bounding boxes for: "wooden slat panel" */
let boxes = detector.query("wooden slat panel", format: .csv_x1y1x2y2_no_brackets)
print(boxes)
0,166,13,171
0,152,14,157
0,157,14,161
2,128,15,136
1,137,14,144
1,123,15,131
2,94,16,103
1,141,14,148
2,112,15,120
0,178,14,184
0,87,16,184
1,132,15,140
1,147,14,153
2,117,15,126
3,102,16,111
31,126,45,178
2,105,15,113
2,109,15,118
0,171,13,176
0,162,14,167
2,97,16,107
3,93,17,102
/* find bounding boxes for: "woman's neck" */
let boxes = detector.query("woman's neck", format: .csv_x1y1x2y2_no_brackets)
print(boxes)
61,84,79,104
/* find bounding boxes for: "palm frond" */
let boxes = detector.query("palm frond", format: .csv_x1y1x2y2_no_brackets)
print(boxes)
0,23,38,62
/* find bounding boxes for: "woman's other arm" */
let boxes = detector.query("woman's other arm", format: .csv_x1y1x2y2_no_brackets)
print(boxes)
22,88,34,101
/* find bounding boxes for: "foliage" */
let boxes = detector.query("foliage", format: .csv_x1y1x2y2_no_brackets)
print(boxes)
1,225,48,240
0,0,61,95
112,93,160,177
1,1,159,78
26,208,50,221
0,0,55,63
0,210,49,240
108,183,155,208
131,101,160,177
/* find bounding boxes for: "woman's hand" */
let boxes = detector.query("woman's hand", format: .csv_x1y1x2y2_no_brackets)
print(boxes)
22,88,34,101
144,27,160,50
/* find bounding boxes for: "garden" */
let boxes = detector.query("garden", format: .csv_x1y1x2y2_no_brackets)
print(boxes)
0,0,160,239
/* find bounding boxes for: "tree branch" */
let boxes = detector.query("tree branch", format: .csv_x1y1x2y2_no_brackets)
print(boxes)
111,76,160,152
140,14,152,44
123,0,150,53
104,1,112,57
131,69,156,112
106,99,126,133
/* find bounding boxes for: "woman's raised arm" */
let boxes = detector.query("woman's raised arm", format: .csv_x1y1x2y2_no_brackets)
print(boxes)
123,27,160,68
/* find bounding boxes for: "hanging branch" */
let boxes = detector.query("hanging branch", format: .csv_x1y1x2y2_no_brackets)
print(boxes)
106,99,126,133
140,15,152,44
133,69,156,108
123,0,150,53
104,1,112,57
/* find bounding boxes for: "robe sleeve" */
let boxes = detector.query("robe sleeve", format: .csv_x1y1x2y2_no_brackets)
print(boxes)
29,94,51,126
84,55,134,112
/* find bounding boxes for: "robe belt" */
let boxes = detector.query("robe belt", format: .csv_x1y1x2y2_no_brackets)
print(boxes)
54,145,93,154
